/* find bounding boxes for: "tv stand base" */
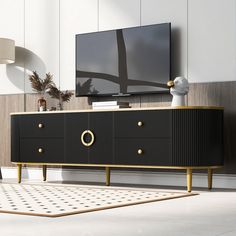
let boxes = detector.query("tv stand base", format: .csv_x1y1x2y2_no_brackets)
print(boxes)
15,163,221,192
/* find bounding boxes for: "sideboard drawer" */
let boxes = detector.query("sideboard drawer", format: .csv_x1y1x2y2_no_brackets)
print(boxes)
20,138,64,163
19,114,64,138
114,110,171,138
114,138,172,166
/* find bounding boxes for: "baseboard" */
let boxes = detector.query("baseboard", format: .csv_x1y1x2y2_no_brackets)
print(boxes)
1,167,236,189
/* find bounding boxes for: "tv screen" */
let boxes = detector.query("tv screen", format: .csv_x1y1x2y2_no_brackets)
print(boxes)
76,23,171,97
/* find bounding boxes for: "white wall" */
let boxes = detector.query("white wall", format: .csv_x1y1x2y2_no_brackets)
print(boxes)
99,0,140,31
0,0,235,94
60,0,98,90
0,0,24,94
24,0,60,93
188,0,236,83
141,0,188,81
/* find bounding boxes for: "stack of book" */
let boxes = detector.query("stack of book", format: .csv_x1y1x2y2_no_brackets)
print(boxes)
92,101,130,110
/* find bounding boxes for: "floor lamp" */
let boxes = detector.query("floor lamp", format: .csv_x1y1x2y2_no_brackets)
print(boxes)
0,38,15,180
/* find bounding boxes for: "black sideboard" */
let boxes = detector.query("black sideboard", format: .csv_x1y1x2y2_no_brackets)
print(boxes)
11,107,224,192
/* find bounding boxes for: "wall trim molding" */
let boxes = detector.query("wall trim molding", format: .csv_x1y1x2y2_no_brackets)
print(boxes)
2,167,236,189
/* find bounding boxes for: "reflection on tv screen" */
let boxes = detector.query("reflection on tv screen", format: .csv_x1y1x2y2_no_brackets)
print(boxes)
76,23,171,97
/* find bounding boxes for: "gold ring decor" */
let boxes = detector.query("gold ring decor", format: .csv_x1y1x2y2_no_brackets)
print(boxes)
81,130,95,147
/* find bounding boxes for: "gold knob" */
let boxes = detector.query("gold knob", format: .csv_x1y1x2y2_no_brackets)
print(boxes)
137,149,143,155
81,130,95,147
38,123,44,128
38,148,43,153
137,121,143,127
167,80,174,88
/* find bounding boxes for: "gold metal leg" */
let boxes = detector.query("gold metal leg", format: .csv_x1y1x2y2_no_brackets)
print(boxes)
105,167,110,186
43,165,47,181
17,164,22,183
208,168,213,190
187,168,192,192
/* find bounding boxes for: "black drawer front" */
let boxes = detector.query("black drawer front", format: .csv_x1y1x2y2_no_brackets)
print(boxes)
114,110,171,138
115,138,172,166
20,138,64,163
19,114,64,138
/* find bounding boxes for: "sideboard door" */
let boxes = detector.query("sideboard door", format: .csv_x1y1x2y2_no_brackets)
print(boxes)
11,115,20,162
172,109,224,166
89,112,113,164
65,113,89,163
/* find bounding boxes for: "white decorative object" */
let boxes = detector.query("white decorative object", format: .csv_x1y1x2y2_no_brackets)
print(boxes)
167,77,189,106
0,38,15,64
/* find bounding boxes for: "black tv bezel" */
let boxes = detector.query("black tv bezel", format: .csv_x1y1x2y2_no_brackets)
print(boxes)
75,22,171,97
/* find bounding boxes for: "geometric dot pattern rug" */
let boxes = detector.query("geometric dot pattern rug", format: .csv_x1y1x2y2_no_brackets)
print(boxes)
0,183,197,217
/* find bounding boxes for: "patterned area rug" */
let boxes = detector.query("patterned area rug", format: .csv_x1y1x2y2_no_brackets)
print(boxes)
0,183,197,217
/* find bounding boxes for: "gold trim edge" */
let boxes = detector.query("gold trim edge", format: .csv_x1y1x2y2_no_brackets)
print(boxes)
12,162,223,170
10,106,224,115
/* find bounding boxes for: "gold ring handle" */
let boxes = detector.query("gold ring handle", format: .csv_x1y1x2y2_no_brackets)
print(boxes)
81,130,95,147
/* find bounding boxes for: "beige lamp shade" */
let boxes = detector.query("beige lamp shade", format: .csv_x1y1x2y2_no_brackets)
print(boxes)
0,38,15,64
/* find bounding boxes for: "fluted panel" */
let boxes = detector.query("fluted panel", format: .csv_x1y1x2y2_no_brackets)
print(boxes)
172,109,224,166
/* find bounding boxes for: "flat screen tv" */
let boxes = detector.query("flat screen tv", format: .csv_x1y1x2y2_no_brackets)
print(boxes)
76,23,171,97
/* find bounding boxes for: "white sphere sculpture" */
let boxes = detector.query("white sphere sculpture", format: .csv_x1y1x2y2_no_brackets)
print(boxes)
167,77,189,106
